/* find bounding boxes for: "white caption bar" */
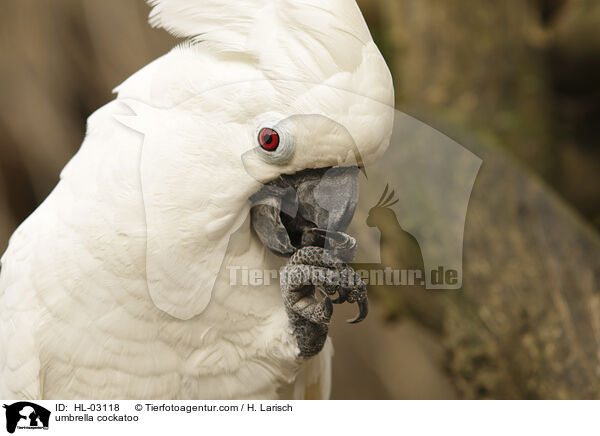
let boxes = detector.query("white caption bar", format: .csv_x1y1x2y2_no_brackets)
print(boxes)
0,400,597,436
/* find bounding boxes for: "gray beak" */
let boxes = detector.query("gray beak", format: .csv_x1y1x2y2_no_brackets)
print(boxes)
250,166,360,258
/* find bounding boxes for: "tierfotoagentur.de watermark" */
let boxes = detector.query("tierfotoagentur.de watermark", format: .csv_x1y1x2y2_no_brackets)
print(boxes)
227,266,459,288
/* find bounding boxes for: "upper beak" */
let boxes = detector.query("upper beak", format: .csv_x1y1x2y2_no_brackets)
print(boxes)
250,166,360,259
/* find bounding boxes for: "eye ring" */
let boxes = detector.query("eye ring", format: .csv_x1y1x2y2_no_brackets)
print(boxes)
258,128,280,152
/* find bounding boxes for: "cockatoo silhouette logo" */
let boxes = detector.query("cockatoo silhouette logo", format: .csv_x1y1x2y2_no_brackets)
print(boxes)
367,184,425,278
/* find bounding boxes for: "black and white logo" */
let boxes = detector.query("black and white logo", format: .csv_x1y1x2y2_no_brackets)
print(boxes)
2,402,50,434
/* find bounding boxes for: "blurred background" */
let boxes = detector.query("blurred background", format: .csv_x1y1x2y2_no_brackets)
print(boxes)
0,0,599,399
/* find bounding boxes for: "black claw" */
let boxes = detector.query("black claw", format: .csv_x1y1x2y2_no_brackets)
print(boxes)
347,298,369,324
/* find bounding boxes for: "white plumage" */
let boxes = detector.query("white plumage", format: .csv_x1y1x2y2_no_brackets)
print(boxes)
0,0,393,399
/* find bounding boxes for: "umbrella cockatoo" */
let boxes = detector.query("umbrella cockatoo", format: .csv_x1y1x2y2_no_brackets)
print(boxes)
0,0,393,399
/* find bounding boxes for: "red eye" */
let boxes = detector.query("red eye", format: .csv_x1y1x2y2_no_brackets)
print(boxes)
258,128,280,151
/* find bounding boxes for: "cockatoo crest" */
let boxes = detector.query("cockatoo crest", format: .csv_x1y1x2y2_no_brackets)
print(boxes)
146,0,370,56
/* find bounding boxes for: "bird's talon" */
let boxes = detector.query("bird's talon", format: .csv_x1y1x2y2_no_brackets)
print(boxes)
346,298,369,324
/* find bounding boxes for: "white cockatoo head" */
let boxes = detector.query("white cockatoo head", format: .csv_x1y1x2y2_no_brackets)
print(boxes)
143,0,395,165
114,0,394,319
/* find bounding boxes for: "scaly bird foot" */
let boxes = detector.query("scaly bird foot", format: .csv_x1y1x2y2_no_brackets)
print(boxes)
280,241,368,357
